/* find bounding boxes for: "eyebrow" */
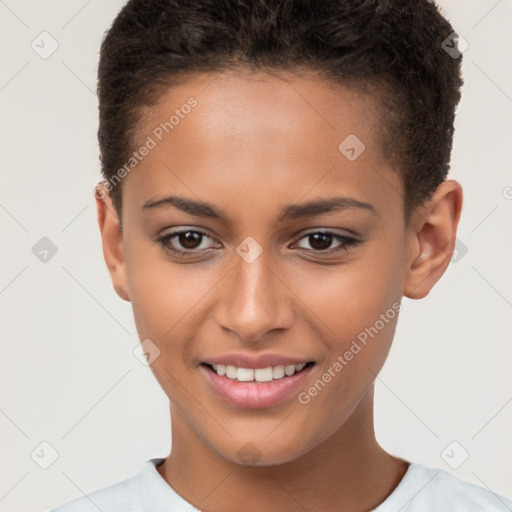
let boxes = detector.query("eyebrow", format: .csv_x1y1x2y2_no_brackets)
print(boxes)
142,194,376,220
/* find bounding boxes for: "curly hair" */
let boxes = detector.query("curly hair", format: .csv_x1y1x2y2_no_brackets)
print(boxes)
97,0,463,219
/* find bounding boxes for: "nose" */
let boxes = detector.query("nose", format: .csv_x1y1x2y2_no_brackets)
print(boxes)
213,248,294,342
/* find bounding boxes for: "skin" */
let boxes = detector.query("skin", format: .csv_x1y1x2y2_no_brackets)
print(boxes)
96,69,463,512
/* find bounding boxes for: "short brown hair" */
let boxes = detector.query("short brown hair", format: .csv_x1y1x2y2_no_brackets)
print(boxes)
97,0,463,218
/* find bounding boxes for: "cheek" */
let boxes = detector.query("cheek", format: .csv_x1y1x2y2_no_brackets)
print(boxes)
292,245,405,417
295,264,402,439
124,227,212,336
125,260,206,390
128,266,205,341
298,252,404,345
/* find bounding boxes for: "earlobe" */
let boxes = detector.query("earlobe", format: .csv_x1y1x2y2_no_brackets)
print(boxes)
403,180,463,299
95,183,131,302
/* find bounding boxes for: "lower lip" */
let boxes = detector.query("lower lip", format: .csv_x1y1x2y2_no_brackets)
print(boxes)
200,364,314,409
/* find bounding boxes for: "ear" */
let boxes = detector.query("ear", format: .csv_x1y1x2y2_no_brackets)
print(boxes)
95,183,131,302
403,180,463,299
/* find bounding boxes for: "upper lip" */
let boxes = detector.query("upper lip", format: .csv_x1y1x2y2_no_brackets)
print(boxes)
202,352,314,369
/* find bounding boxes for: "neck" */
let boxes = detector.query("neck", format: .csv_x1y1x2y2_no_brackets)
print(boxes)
157,385,409,512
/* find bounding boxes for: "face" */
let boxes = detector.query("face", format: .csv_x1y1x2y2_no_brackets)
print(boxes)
101,70,420,465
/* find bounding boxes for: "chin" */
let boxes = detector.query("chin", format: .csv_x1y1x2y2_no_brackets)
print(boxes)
211,432,314,468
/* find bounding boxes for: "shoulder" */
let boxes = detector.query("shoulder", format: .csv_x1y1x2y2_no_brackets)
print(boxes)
374,463,512,512
47,458,193,512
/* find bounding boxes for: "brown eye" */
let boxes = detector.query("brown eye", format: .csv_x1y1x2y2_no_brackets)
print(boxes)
293,231,361,254
178,231,203,249
307,233,333,251
156,229,218,254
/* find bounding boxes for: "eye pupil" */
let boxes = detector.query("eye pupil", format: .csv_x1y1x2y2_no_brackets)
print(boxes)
309,233,332,250
180,231,202,249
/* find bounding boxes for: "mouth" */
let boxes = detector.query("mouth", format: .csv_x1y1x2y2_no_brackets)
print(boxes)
203,361,315,382
200,361,316,409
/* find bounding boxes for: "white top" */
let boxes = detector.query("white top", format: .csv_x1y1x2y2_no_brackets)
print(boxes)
48,457,512,511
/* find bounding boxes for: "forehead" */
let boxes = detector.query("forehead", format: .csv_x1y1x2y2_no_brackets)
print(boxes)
139,69,383,153
123,69,403,223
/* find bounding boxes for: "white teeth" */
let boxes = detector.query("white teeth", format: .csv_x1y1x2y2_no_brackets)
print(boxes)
272,365,285,379
212,362,309,381
225,365,237,379
254,367,273,382
284,365,296,376
237,367,255,381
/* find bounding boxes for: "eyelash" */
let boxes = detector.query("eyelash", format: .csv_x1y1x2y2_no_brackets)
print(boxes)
154,228,361,257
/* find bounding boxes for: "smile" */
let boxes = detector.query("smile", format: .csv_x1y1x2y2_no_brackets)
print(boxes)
211,363,309,382
200,361,315,409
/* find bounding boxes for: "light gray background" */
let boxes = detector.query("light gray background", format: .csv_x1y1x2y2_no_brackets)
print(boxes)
1,1,511,511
